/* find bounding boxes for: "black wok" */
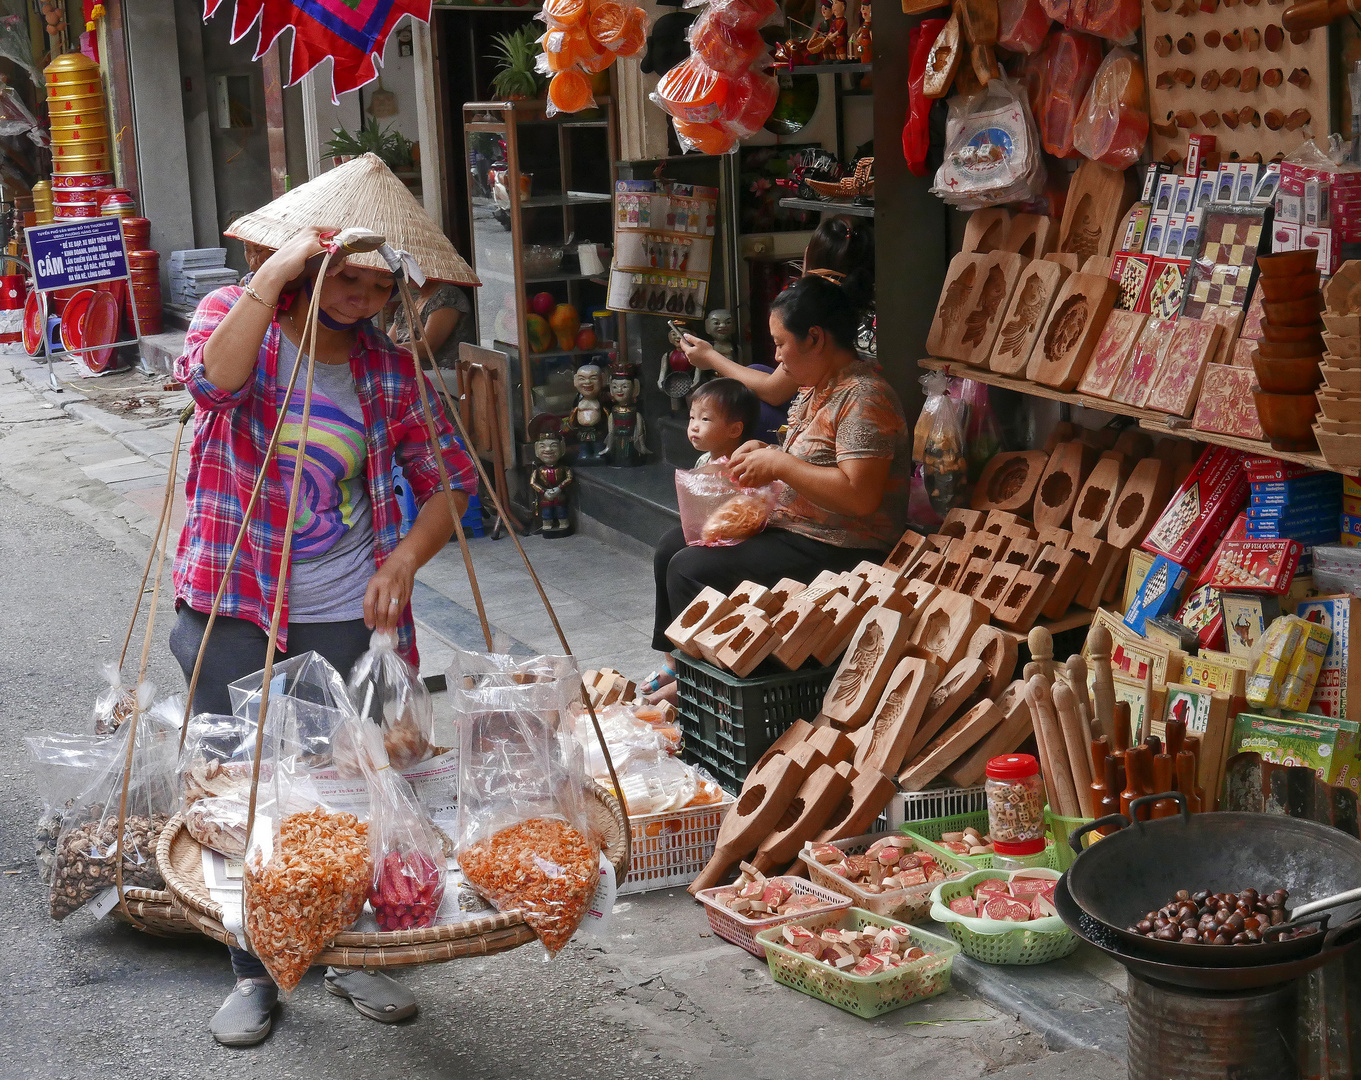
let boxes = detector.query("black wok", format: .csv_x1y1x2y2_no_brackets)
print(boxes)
1053,873,1361,991
1064,793,1361,968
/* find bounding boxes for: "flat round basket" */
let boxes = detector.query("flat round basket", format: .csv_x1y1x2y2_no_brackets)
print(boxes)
110,886,199,938
158,782,630,969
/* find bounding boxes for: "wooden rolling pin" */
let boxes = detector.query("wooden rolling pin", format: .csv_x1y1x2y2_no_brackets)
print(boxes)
1121,745,1150,820
1165,717,1186,761
1112,701,1131,755
1066,655,1094,732
1100,755,1121,825
1151,755,1177,818
1053,681,1095,817
1087,623,1116,746
1028,626,1058,683
1185,734,1208,810
1026,674,1081,818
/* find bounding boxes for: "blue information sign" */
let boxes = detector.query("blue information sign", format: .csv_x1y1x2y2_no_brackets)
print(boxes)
25,217,129,291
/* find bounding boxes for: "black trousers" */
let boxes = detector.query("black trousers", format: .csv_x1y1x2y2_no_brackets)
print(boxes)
651,525,885,651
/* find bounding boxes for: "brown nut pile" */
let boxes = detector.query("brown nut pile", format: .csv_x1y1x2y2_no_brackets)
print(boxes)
1130,887,1314,945
459,817,599,955
243,807,370,992
49,813,169,920
35,801,75,885
93,692,136,736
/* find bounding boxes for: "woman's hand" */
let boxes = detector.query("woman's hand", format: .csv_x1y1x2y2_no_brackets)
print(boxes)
679,333,723,371
251,225,343,300
364,553,416,632
728,440,787,487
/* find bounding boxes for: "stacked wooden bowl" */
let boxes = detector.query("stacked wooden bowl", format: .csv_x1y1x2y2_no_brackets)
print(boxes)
1313,261,1361,468
1251,250,1324,452
128,249,162,334
45,53,112,219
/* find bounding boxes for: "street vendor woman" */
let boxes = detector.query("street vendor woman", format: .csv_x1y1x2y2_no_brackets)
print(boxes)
645,274,909,702
170,155,479,1047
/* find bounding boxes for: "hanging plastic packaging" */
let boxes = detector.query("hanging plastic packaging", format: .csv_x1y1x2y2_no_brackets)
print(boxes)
228,650,358,770
344,630,434,772
675,462,782,546
1039,30,1102,159
653,56,730,124
688,10,765,74
1039,0,1139,43
687,0,780,32
90,660,142,735
1072,47,1148,169
919,373,969,516
997,0,1051,54
26,731,118,885
454,652,601,957
903,18,947,177
961,379,1002,484
932,76,1046,209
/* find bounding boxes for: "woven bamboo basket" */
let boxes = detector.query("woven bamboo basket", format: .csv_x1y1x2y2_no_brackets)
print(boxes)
159,780,629,967
110,886,197,938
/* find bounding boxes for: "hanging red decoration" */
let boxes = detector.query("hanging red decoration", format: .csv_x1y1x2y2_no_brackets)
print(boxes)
202,0,431,102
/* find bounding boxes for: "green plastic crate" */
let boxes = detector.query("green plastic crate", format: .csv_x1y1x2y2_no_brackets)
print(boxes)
901,810,1062,871
757,909,960,1019
676,655,835,795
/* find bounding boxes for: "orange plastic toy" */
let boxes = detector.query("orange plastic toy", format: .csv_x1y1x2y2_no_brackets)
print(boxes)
549,68,593,114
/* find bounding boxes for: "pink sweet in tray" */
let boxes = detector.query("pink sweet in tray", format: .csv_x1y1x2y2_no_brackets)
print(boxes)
948,896,978,917
1009,878,1054,899
983,896,1034,922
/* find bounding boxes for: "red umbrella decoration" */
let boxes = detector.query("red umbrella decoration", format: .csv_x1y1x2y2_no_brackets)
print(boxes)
203,0,430,102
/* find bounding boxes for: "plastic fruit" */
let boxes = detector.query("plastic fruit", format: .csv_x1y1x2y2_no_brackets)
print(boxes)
544,0,587,26
691,14,764,74
719,70,779,137
575,326,597,350
674,119,736,155
530,291,556,316
526,313,554,352
549,303,581,350
655,57,729,123
549,69,593,114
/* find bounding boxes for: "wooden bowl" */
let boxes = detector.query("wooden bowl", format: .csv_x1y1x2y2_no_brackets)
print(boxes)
1252,353,1323,393
1264,296,1327,326
1257,339,1324,360
1258,250,1319,278
1258,271,1321,302
1252,386,1320,448
1260,321,1324,344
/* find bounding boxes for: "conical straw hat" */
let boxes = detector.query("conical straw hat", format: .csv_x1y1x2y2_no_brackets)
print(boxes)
225,153,479,285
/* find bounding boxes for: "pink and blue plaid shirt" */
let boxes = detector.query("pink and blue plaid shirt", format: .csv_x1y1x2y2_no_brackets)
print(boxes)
173,286,477,666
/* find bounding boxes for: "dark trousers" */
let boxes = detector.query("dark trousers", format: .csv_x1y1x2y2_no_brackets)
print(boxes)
169,604,373,980
651,525,885,651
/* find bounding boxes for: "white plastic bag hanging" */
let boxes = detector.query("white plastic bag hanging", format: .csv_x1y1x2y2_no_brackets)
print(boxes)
931,77,1046,209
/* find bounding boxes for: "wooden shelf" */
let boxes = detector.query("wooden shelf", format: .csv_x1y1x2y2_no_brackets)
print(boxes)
916,357,1356,476
779,196,874,218
772,62,872,75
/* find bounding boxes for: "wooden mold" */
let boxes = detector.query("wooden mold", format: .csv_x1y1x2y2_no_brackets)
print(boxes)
898,581,939,635
985,510,1028,534
859,581,913,616
1036,525,1073,551
970,452,1048,517
1004,537,1040,568
1046,252,1081,274
1076,309,1149,398
806,724,857,767
665,586,735,657
942,507,987,535
768,578,807,609
910,590,990,670
1033,440,1098,530
1145,317,1225,418
990,258,1069,376
713,612,779,678
691,606,758,667
935,538,972,592
906,657,988,762
949,251,1029,366
1027,272,1120,390
1004,213,1057,259
884,528,930,572
812,592,867,667
750,763,854,874
966,624,1020,698
943,687,1035,786
993,569,1051,632
814,765,898,844
914,551,944,585
1071,456,1128,538
1067,535,1120,611
689,752,810,893
975,562,1021,613
1032,544,1086,620
819,606,912,731
853,560,903,589
852,655,941,777
1105,458,1173,549
728,580,780,615
1058,159,1136,263
962,207,1011,254
968,531,1010,566
770,601,833,671
899,701,1006,791
927,252,985,359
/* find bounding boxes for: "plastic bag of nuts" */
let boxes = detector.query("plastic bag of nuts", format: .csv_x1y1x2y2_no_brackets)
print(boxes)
454,655,602,956
90,661,145,736
25,731,117,885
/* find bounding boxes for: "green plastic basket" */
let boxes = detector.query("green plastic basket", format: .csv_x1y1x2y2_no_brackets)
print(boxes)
1044,804,1095,871
757,909,961,1019
900,810,1062,871
929,870,1078,966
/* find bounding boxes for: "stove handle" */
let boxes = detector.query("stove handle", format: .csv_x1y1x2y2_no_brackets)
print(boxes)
1068,812,1130,853
1127,791,1189,828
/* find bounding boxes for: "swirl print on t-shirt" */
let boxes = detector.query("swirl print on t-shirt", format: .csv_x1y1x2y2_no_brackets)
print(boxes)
275,386,368,559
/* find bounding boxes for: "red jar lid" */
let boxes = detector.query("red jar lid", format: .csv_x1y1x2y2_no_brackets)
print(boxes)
986,753,1040,780
993,837,1046,856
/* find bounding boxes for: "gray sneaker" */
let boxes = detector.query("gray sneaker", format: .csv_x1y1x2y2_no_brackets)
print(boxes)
209,979,278,1047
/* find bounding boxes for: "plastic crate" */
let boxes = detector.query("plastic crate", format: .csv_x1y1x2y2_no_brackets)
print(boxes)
929,869,1078,966
618,795,734,896
797,832,975,923
1045,804,1095,871
676,655,836,795
695,876,852,957
896,785,987,823
758,910,960,1019
900,809,1062,871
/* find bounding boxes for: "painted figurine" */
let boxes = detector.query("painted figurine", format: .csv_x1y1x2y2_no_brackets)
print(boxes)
658,322,701,413
706,308,736,361
852,0,872,64
565,362,608,464
528,414,574,538
823,0,849,62
606,360,648,466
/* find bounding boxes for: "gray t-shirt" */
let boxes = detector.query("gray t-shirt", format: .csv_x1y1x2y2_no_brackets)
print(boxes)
274,334,375,622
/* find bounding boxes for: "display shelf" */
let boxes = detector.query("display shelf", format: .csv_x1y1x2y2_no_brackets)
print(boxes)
779,196,874,218
772,62,872,75
520,192,613,208
916,357,1353,475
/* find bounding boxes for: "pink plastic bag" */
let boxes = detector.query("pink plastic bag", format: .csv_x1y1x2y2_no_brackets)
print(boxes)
1072,47,1149,169
1039,29,1102,159
1040,0,1139,43
675,461,781,546
998,0,1051,54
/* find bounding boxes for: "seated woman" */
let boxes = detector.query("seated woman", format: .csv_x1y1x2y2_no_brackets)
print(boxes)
388,279,474,368
648,275,908,701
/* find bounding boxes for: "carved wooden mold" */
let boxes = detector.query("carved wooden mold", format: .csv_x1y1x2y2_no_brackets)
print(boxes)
1071,456,1129,538
971,451,1048,514
1027,272,1120,390
990,259,1068,376
1033,440,1098,531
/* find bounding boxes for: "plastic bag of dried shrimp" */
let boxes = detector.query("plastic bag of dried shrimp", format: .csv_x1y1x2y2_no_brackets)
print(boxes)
454,652,602,957
341,630,434,772
49,691,178,921
241,697,371,993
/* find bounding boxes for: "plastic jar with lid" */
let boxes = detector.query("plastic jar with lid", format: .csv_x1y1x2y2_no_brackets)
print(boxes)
992,837,1049,872
985,753,1045,847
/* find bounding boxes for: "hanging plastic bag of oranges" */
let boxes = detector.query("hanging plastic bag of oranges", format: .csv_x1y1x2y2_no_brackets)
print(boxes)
538,0,650,117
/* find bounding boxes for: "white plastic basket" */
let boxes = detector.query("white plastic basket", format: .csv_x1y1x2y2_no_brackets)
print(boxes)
618,795,734,896
894,785,988,824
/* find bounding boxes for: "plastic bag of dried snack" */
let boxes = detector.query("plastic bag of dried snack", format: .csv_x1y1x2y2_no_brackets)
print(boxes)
342,630,434,772
49,691,178,921
89,659,144,735
25,731,118,884
455,656,602,956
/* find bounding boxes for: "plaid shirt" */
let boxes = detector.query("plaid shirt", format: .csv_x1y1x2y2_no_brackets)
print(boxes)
173,286,477,667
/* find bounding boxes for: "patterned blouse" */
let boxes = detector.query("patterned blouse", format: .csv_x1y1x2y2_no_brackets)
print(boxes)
772,361,909,551
389,285,474,368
